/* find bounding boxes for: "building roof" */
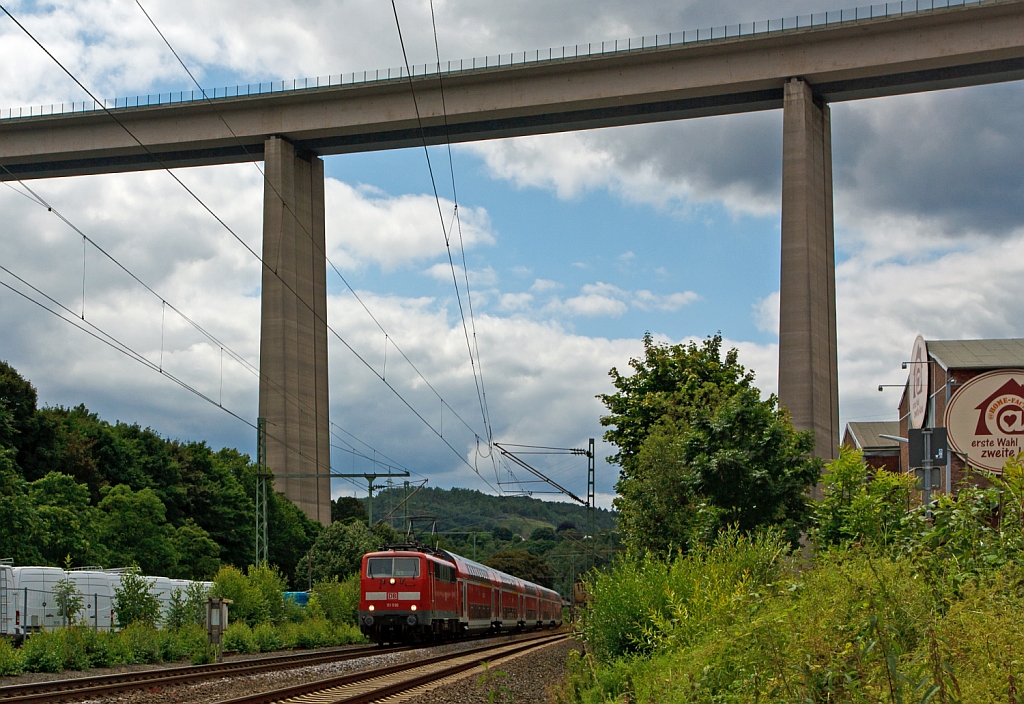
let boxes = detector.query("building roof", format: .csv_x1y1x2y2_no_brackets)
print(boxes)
927,338,1024,370
844,421,902,451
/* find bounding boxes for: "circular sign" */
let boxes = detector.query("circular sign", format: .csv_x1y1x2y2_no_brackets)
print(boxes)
945,369,1024,472
908,335,930,430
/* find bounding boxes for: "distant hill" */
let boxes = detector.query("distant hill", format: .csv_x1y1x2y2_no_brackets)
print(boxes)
368,485,616,536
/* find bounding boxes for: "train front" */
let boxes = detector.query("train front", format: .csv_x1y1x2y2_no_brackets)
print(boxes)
358,550,427,643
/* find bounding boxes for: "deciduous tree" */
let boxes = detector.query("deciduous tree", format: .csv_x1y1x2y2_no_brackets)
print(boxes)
602,334,820,554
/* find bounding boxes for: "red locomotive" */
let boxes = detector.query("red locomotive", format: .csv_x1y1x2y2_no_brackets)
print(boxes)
358,544,563,643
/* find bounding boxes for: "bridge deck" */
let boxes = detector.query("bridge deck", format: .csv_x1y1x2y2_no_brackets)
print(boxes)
0,0,1022,179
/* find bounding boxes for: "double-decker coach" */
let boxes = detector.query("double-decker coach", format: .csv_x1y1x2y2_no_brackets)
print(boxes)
358,544,562,643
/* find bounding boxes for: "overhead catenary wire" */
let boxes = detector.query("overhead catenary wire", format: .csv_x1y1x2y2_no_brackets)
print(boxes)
426,0,496,453
388,0,495,461
0,260,374,495
0,3,494,489
130,0,488,448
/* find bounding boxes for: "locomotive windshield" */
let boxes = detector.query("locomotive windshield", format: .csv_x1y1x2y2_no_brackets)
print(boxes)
367,557,420,578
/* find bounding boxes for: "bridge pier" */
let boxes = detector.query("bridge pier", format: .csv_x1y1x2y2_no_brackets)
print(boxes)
778,78,840,466
258,136,332,526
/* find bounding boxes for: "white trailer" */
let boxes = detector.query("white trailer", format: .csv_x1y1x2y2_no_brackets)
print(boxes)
12,566,65,634
64,570,117,631
0,562,12,638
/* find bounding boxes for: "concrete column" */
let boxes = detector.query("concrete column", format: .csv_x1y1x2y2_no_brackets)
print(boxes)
259,136,331,526
778,78,839,464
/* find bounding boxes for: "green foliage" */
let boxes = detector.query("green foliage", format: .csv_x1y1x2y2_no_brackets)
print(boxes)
113,567,161,627
213,563,286,626
578,528,786,662
53,563,85,626
0,637,24,676
560,452,1024,704
309,573,361,626
331,496,368,524
370,485,616,536
96,484,178,575
599,333,755,468
166,582,211,629
485,550,555,588
170,519,221,579
477,661,512,704
252,622,284,652
0,361,319,584
812,449,914,548
28,473,96,565
223,622,258,653
298,520,379,585
603,334,819,554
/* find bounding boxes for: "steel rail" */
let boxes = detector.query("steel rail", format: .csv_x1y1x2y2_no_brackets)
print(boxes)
0,643,411,703
214,632,567,704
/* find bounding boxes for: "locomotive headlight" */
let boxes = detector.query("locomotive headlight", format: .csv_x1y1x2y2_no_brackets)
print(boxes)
368,605,375,611
390,578,396,584
410,605,417,611
406,615,417,626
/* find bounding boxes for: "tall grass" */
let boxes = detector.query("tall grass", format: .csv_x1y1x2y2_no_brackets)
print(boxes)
559,452,1024,703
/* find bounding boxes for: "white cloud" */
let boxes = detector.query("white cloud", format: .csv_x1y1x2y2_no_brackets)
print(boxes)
633,290,699,312
753,291,780,334
530,278,560,292
423,263,498,287
499,292,533,311
541,282,698,317
326,181,494,271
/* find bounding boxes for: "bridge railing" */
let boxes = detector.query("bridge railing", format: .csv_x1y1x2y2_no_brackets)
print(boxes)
0,0,989,122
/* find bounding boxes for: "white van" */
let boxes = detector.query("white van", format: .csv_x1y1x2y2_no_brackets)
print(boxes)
149,576,174,624
0,562,13,637
64,570,117,631
12,566,66,633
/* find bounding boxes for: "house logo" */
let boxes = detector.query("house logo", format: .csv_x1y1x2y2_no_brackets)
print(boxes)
946,370,1024,472
974,378,1024,436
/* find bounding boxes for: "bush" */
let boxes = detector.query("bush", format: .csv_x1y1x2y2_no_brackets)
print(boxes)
20,632,65,673
252,622,283,652
578,528,786,662
158,624,207,662
277,619,363,650
0,637,24,676
213,563,286,626
310,574,360,626
166,582,210,629
114,567,161,628
222,622,257,654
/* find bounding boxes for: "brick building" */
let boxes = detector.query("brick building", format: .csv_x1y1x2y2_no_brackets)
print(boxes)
842,421,902,473
896,337,1024,494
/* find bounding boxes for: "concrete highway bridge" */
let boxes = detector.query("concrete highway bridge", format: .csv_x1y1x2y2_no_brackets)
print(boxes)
1,0,1022,523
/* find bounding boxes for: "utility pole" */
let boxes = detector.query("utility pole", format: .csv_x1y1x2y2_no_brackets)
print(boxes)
329,472,410,526
255,418,269,565
587,438,595,573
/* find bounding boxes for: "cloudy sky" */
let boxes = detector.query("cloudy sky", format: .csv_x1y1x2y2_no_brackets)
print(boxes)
0,0,1022,508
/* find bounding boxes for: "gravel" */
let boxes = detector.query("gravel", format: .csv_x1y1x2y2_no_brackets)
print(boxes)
0,644,380,689
397,638,581,704
57,634,551,704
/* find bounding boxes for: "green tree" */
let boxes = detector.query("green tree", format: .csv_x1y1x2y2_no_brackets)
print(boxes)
602,334,820,554
812,449,914,548
332,496,368,524
114,566,161,627
0,407,41,564
171,519,222,579
96,484,178,574
485,550,554,588
298,520,379,585
0,360,39,455
28,472,96,566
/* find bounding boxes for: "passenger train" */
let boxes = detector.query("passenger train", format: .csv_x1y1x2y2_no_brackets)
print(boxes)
358,544,564,643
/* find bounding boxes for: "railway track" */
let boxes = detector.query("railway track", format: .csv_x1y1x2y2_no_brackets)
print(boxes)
214,632,567,704
0,642,410,703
